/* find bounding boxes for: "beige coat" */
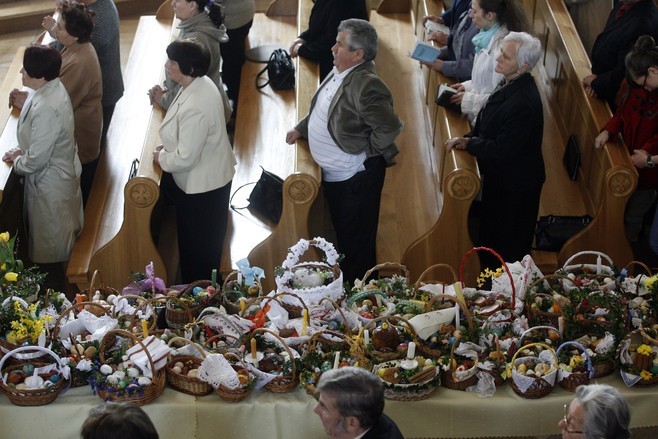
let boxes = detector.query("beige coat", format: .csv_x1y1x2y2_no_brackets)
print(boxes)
60,42,103,164
159,76,236,194
13,79,83,263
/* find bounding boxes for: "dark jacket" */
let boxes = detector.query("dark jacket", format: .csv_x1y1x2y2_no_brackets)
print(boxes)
441,0,470,30
298,0,369,79
362,413,405,439
467,72,545,191
590,0,658,111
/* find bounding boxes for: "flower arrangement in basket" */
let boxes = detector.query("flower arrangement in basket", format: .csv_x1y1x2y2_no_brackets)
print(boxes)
166,280,220,329
0,345,70,406
556,341,594,391
298,330,369,395
165,337,213,396
373,341,440,401
244,328,300,393
571,332,617,378
274,238,343,313
222,263,264,315
121,262,167,299
50,301,117,387
0,297,52,361
617,326,658,387
563,289,626,349
349,263,416,318
507,342,558,399
556,251,617,293
0,231,46,303
89,329,169,405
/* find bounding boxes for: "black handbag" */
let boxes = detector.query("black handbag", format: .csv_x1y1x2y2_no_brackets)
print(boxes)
256,49,295,91
230,166,284,224
563,135,581,181
533,215,592,251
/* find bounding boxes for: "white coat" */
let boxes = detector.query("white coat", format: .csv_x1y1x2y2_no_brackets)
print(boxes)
158,76,236,194
460,25,508,124
13,78,83,263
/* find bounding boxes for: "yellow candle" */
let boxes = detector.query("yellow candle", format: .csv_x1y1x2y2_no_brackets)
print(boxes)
251,338,257,360
141,319,149,338
302,309,308,336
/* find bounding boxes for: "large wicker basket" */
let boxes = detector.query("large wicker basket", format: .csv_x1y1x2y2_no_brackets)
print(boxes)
617,327,658,387
248,328,299,393
373,358,440,401
222,270,262,315
0,346,69,406
416,294,475,361
165,337,212,396
508,342,558,399
93,329,166,405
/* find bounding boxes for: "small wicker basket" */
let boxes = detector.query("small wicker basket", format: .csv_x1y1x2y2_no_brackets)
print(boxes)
617,327,658,387
248,328,299,393
166,280,219,329
508,342,558,399
222,270,262,315
556,341,594,391
361,315,420,363
0,346,69,406
165,337,213,396
215,352,255,402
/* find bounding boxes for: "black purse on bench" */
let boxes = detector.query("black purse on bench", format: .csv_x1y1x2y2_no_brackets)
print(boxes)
230,166,284,224
533,215,592,251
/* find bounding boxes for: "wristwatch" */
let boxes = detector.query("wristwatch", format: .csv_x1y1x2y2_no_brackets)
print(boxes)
647,155,655,168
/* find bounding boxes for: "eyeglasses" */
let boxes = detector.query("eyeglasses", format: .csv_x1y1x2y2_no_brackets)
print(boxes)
562,404,584,435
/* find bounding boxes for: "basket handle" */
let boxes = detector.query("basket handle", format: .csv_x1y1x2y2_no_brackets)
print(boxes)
99,329,158,375
263,292,309,313
625,261,652,277
0,346,67,385
204,333,245,352
360,314,419,339
167,336,207,359
509,341,558,366
459,247,516,311
319,297,353,335
359,262,409,284
51,301,112,343
88,270,101,293
556,341,594,379
415,263,458,286
526,274,577,291
562,251,614,270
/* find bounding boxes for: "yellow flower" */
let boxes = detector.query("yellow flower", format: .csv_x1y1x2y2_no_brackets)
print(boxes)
645,275,658,290
1,263,5,271
0,231,9,243
637,344,653,356
4,272,18,282
640,370,654,381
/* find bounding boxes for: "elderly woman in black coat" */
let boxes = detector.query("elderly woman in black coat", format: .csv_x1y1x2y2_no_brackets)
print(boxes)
446,31,544,268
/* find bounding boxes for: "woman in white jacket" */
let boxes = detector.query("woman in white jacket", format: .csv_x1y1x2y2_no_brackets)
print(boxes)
450,0,529,123
153,40,237,283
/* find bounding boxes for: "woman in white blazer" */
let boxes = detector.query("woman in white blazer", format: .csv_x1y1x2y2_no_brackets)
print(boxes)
153,40,237,283
450,0,529,124
4,45,83,265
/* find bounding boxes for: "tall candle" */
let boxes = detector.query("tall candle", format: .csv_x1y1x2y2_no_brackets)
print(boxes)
141,319,149,338
302,309,308,336
364,329,370,347
211,269,217,288
453,281,465,306
237,271,243,285
407,341,416,359
251,338,257,360
333,351,340,369
454,302,460,330
596,255,602,274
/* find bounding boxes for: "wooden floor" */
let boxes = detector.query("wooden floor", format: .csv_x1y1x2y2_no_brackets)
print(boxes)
0,8,440,279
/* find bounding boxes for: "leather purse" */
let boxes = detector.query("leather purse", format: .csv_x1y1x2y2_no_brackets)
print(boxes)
230,166,284,224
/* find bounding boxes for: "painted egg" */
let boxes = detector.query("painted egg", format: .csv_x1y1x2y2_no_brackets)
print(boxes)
138,377,152,386
100,364,113,375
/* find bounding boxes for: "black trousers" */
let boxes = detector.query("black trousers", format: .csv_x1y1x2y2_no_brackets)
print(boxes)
162,172,232,284
80,158,98,207
220,20,253,113
323,156,386,284
478,178,542,270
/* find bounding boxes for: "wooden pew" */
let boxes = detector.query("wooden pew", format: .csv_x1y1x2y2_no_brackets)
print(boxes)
527,0,636,271
66,4,175,290
402,0,481,284
246,0,322,292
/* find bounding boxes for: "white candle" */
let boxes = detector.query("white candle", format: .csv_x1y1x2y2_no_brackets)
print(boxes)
375,293,382,308
333,351,340,369
407,341,416,359
237,271,243,284
454,303,460,330
364,329,370,346
596,255,602,274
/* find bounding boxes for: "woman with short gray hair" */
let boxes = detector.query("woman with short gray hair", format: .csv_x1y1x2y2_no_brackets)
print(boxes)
559,384,631,438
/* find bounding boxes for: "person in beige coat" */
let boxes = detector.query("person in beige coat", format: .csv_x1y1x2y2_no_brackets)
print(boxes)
4,45,83,265
153,40,236,283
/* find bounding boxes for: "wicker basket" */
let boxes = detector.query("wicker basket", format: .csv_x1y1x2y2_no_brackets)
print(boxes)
214,352,256,402
373,359,440,401
262,292,310,321
165,337,212,396
0,346,69,406
416,294,475,360
248,328,299,393
617,327,658,387
361,315,420,363
556,341,594,391
79,270,120,310
509,342,558,399
222,270,262,315
51,301,113,388
519,325,562,350
93,329,166,405
166,280,219,329
480,334,507,387
354,262,412,300
0,296,50,364
440,337,479,391
558,251,616,292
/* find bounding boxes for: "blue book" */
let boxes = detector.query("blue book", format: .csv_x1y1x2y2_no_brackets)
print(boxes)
410,40,442,63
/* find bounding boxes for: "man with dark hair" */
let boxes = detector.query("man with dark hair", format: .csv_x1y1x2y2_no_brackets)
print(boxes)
286,19,402,284
314,367,404,438
81,402,159,439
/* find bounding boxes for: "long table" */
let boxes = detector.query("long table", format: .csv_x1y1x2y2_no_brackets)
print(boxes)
1,374,657,438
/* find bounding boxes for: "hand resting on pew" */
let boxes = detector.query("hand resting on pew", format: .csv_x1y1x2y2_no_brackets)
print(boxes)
285,129,302,145
2,148,21,165
594,130,609,149
147,85,166,107
8,89,28,110
445,137,469,151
